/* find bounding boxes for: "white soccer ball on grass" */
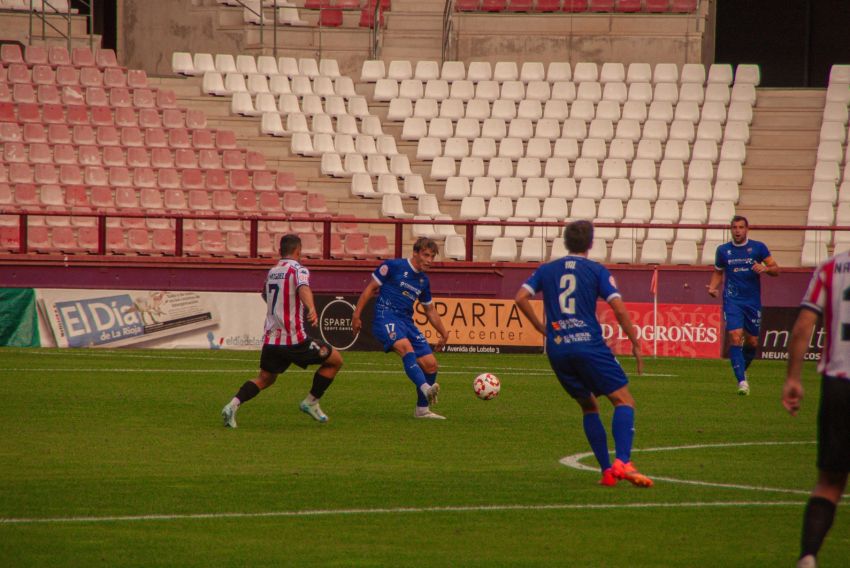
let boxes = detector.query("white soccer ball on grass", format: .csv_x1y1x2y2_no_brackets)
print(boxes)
473,373,501,400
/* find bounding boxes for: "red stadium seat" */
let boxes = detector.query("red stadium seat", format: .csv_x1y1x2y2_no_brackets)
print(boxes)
215,130,237,149
192,129,214,149
137,108,161,128
367,234,390,258
133,167,157,188
126,147,149,168
127,229,154,254
9,163,34,183
78,145,101,166
257,232,275,258
102,146,126,167
86,87,109,107
198,150,222,170
455,0,480,11
64,185,89,208
212,190,235,211
96,49,119,68
73,125,96,145
588,0,614,11
0,226,21,252
103,67,127,88
168,128,191,148
156,90,177,109
85,166,108,186
37,84,61,105
48,46,71,67
14,183,39,207
59,164,83,185
145,128,168,148
109,167,132,187
0,122,22,142
245,151,266,170
90,106,114,126
28,226,50,252
12,84,36,104
222,150,245,170
300,232,323,258
17,103,41,123
108,87,131,108
121,126,144,147
182,229,201,255
258,192,281,213
161,109,184,129
319,9,344,27
644,0,669,11
71,47,95,67
615,0,641,11
127,70,147,89
96,125,120,146
185,110,206,130
114,107,137,127
7,63,32,84
24,45,48,65
106,227,129,253
29,143,52,163
115,186,139,209
34,164,58,184
23,123,46,143
283,192,307,213
181,169,204,189
201,231,226,255
235,191,258,212
562,0,587,11
252,170,274,191
163,189,187,211
482,0,507,11
671,0,696,12
205,170,227,192
41,104,65,124
63,105,88,126
52,227,83,253
61,86,86,106
157,168,181,189
0,103,14,122
276,171,297,192
56,66,79,86
344,232,367,258
91,186,114,209
3,142,26,163
174,148,197,169
0,84,10,104
80,67,103,88
77,226,98,251
133,88,155,109
53,144,76,164
152,229,176,254
32,65,56,85
1,44,23,65
49,124,72,144
307,193,328,214
507,0,533,11
230,170,251,190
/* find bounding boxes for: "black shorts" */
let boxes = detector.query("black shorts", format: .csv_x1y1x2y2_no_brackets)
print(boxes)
259,338,333,374
817,375,850,473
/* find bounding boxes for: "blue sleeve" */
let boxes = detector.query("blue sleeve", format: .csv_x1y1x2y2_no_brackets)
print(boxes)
522,267,543,295
597,265,621,302
758,241,771,262
420,277,433,305
714,245,726,270
372,260,392,285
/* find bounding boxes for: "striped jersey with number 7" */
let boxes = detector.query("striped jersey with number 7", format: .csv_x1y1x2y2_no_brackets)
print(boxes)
801,250,850,379
263,259,310,346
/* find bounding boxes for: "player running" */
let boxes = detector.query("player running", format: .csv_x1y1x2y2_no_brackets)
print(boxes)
515,220,652,488
351,237,449,419
707,216,779,395
221,234,343,428
783,250,850,568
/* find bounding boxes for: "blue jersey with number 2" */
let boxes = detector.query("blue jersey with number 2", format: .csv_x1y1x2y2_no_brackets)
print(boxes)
522,255,621,351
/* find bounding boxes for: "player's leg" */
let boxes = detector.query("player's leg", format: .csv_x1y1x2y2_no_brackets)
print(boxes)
373,315,434,413
799,375,850,566
727,328,750,394
299,341,343,423
221,367,280,428
741,305,761,373
412,324,441,410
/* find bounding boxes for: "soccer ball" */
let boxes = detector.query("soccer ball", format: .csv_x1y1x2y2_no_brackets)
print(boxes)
473,373,501,400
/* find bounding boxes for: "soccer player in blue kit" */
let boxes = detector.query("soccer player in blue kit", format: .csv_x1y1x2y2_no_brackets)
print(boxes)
707,216,779,395
515,220,653,487
352,237,450,419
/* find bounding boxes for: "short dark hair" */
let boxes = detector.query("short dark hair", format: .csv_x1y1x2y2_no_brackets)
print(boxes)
279,233,301,257
564,220,594,253
413,237,439,255
731,215,749,227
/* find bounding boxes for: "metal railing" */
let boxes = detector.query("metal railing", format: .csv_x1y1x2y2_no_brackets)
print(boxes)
441,0,455,63
28,0,94,52
0,209,842,266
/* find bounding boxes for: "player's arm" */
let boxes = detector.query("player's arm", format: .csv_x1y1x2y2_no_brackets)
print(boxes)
706,268,723,298
297,284,318,326
609,297,643,376
422,302,449,351
753,255,779,277
352,279,380,333
782,307,818,416
514,287,547,335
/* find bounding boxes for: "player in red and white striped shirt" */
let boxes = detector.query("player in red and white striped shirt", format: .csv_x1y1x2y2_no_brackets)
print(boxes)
783,250,850,568
221,234,343,427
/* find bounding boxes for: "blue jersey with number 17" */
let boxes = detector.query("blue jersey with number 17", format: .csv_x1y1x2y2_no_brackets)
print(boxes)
522,255,621,351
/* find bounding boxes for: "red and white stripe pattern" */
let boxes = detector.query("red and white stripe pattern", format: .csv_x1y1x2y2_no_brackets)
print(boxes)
263,259,310,346
802,250,850,379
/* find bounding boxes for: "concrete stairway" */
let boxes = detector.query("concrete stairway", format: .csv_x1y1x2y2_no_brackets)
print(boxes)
738,89,823,267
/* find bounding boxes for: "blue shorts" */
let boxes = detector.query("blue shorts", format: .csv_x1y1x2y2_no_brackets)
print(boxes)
723,301,761,336
547,344,629,400
372,312,433,358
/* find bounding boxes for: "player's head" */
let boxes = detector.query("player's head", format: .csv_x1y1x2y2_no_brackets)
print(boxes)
564,220,594,255
730,216,749,244
279,233,302,259
411,237,439,271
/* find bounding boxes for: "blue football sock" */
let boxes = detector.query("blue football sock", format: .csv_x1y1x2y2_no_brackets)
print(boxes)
402,352,429,407
612,405,635,463
424,371,437,386
729,345,746,383
743,346,756,370
582,413,611,471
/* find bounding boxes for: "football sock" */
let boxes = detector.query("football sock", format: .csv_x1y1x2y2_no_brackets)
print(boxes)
424,371,437,386
743,345,756,370
235,381,260,405
402,352,429,407
612,405,635,463
582,413,611,471
309,371,334,400
729,345,746,383
801,496,836,559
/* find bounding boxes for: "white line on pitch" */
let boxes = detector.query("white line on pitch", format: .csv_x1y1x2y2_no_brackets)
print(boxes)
560,441,816,496
0,368,674,377
0,501,806,526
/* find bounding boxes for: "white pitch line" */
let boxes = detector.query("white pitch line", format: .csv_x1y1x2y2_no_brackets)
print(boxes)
0,501,806,526
560,441,816,496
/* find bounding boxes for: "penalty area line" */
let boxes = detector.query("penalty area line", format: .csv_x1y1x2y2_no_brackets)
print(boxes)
0,501,806,525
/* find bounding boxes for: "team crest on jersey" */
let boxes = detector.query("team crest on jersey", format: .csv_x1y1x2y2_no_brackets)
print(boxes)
318,344,330,358
609,275,617,288
403,272,408,277
551,321,561,330
388,331,397,340
379,264,389,276
554,336,563,344
747,248,752,253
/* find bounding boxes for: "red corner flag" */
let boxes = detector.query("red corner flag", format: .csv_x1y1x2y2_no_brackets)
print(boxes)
650,268,658,297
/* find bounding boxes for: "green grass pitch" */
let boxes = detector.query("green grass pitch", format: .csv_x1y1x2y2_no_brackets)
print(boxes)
0,348,847,567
